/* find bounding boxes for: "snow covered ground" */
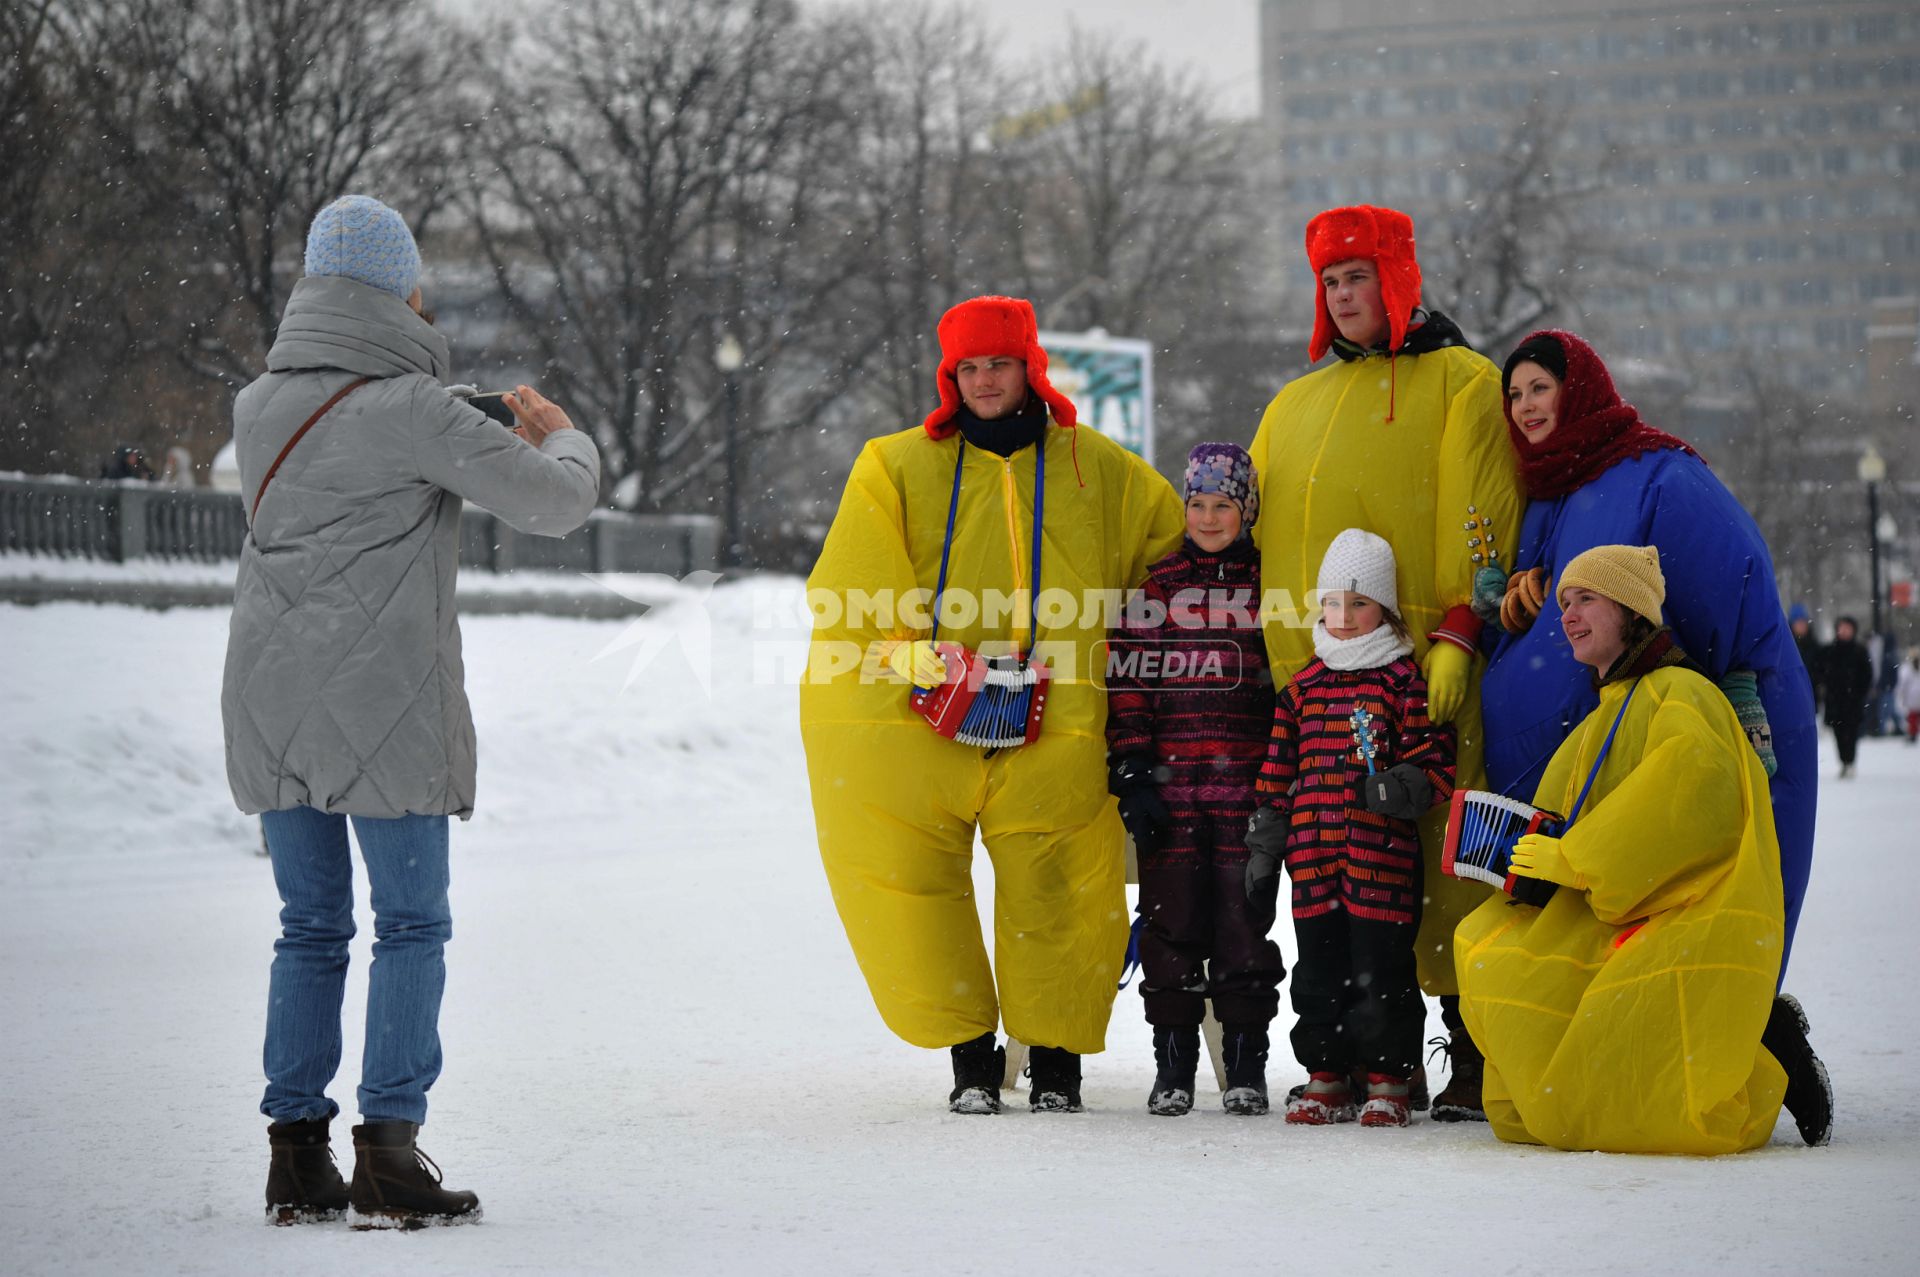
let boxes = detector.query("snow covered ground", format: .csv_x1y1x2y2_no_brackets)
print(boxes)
3,582,1916,1275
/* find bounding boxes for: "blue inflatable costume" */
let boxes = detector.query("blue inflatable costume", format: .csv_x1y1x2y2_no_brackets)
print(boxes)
1480,330,1817,968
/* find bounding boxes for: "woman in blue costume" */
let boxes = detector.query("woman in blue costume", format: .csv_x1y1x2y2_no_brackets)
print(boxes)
1479,330,1818,974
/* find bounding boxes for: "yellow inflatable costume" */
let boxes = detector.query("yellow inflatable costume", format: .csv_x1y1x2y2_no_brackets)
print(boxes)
1251,206,1523,993
802,298,1182,1053
1455,663,1787,1154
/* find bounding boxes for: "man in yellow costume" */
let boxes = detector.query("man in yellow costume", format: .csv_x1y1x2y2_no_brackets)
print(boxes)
1250,205,1522,1120
801,296,1183,1114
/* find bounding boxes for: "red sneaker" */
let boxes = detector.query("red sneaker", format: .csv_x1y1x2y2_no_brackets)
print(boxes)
1359,1073,1412,1127
1285,1071,1357,1125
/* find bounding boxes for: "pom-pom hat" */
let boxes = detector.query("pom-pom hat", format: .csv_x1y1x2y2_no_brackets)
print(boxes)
923,296,1078,436
1557,544,1666,625
303,194,421,300
1304,204,1423,363
1317,527,1400,616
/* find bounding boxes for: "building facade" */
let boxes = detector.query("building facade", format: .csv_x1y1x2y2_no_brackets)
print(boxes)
1258,0,1920,396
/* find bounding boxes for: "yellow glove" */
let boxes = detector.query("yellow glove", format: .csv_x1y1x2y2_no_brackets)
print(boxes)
1508,832,1587,890
1422,641,1472,724
883,639,950,686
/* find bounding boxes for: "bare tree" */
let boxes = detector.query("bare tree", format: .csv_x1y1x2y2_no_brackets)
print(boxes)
114,0,464,382
988,29,1270,476
1421,93,1633,355
0,0,215,474
819,3,1016,428
463,0,867,521
994,32,1249,338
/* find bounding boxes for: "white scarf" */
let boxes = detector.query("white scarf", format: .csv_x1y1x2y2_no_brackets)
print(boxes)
1312,619,1413,672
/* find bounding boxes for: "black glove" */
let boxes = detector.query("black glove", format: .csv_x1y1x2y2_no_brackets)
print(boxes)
1508,876,1560,908
1362,763,1433,821
1244,805,1286,902
1117,787,1171,857
1109,753,1169,857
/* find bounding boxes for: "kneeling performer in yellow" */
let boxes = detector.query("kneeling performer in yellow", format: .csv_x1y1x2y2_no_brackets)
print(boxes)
1454,544,1831,1153
801,296,1183,1113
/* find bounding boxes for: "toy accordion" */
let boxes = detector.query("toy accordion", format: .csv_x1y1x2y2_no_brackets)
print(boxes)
910,642,1050,749
1441,789,1564,904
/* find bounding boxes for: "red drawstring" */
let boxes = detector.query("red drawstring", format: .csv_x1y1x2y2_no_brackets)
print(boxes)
1066,423,1084,487
1386,350,1398,423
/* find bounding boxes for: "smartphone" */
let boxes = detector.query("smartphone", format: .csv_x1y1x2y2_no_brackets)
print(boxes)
466,391,517,427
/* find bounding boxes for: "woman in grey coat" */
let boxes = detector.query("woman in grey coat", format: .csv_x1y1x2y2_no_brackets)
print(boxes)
223,195,600,1227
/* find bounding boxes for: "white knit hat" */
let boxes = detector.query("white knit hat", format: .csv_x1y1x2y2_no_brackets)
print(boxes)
1316,528,1399,615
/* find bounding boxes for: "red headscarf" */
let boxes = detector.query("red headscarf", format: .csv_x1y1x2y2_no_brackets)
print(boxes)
1503,329,1697,500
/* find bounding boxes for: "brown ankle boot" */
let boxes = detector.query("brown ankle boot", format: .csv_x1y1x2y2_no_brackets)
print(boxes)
265,1117,350,1225
1430,995,1487,1123
348,1121,481,1229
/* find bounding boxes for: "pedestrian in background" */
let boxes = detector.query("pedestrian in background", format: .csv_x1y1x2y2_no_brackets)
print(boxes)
1896,647,1920,745
1820,617,1873,778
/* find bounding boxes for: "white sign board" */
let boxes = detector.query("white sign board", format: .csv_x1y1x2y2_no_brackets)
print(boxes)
1038,330,1155,466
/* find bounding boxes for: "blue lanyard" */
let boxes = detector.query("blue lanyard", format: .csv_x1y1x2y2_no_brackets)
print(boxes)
926,438,1046,657
1562,682,1638,828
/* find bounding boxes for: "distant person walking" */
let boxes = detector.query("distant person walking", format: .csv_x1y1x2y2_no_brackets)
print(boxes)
1821,616,1873,778
223,195,600,1227
1897,648,1920,744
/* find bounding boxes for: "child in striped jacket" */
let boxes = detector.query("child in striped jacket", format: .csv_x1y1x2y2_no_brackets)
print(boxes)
1245,528,1456,1127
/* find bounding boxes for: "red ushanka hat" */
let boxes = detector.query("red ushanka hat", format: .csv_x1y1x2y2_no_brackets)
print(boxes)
922,295,1078,437
1304,205,1423,363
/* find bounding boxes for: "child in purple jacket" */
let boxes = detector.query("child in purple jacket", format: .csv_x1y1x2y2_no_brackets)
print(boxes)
1106,442,1284,1117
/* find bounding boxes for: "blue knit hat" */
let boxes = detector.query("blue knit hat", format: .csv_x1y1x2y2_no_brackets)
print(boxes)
1184,441,1259,530
303,195,421,300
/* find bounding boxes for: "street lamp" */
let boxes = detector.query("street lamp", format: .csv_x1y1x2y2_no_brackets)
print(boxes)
715,333,745,568
1859,444,1887,634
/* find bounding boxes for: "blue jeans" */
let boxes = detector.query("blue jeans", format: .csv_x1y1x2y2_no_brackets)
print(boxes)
260,807,452,1126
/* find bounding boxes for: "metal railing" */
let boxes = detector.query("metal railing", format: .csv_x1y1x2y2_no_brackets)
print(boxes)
0,475,719,576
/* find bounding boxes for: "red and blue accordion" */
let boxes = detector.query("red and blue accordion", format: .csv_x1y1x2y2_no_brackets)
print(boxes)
1441,789,1565,906
909,642,1050,749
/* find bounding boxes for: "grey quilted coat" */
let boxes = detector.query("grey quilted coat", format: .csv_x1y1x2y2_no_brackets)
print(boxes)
222,276,601,818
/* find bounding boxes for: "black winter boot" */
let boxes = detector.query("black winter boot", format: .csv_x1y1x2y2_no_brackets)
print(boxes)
1763,994,1833,1147
949,1031,1005,1115
1027,1045,1084,1112
1430,996,1487,1123
1148,1026,1200,1116
265,1117,349,1225
348,1121,481,1229
1221,1025,1270,1115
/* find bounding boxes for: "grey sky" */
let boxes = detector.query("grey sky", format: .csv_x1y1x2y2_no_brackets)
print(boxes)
818,0,1264,118
454,1,1262,118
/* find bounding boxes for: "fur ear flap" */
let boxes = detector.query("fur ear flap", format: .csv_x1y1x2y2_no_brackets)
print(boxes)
1304,205,1423,363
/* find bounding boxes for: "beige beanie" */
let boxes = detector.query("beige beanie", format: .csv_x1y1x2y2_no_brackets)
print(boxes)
1557,544,1665,624
1317,528,1399,614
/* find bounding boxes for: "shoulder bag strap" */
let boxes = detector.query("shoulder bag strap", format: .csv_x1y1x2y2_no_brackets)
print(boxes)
250,376,373,522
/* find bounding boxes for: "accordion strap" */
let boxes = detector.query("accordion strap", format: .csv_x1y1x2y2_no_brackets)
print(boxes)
1563,682,1637,828
925,437,1045,666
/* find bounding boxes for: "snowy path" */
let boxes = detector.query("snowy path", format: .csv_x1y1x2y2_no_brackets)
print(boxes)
3,584,1916,1275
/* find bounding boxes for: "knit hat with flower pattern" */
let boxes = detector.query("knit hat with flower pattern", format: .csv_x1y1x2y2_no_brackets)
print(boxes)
1183,442,1259,532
